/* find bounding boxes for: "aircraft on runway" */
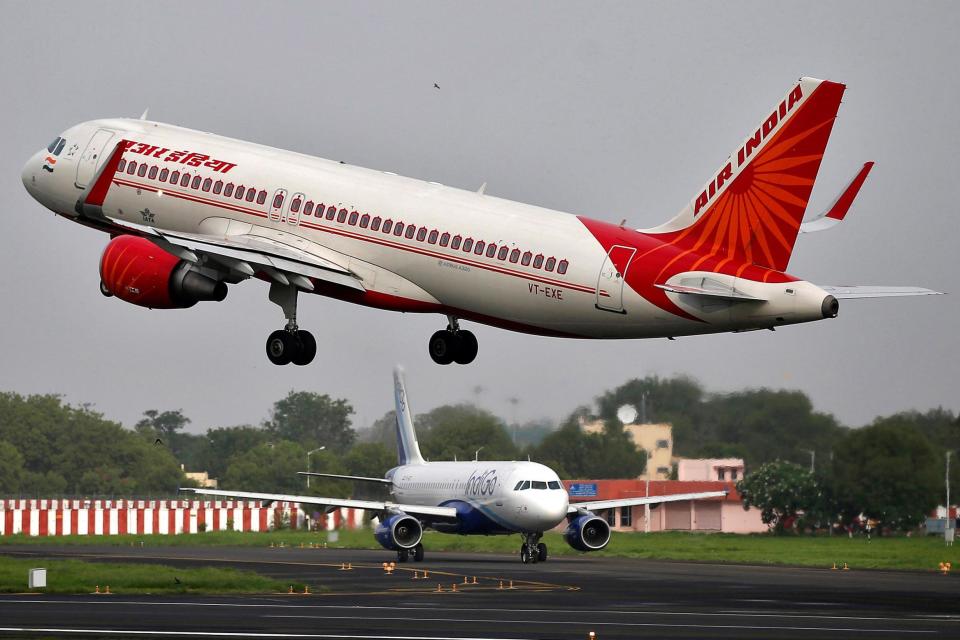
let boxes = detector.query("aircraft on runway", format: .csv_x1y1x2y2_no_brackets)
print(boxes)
22,77,940,366
182,368,726,564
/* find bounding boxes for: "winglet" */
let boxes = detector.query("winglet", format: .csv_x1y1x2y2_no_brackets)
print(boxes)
800,161,874,233
139,108,150,121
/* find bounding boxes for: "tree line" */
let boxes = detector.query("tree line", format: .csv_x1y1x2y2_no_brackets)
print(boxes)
0,376,955,531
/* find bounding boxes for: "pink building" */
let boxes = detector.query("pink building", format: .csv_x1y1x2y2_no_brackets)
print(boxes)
564,479,766,533
677,458,745,482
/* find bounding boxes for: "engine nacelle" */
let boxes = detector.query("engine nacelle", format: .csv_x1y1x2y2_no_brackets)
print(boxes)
563,513,611,552
374,513,423,551
99,235,227,309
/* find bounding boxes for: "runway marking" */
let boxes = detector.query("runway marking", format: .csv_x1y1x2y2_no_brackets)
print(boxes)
0,630,533,640
0,599,955,625
265,614,936,634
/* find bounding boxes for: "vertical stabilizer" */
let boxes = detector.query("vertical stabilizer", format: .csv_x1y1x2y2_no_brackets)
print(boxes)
393,367,425,465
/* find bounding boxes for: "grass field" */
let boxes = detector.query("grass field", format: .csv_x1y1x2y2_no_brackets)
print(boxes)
2,529,957,572
0,554,303,594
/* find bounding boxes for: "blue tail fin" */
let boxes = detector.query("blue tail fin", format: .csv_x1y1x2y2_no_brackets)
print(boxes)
393,367,425,466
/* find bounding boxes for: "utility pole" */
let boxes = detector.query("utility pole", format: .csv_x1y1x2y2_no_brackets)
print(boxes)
947,451,952,529
306,446,326,488
801,449,815,473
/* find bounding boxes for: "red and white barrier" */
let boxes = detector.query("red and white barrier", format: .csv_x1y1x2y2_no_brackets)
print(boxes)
0,499,364,536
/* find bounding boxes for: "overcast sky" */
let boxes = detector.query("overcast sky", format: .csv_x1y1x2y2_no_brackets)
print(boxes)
1,2,956,435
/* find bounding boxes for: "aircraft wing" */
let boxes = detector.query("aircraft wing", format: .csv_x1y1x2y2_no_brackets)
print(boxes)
819,285,944,299
800,162,874,233
180,487,457,519
567,490,728,514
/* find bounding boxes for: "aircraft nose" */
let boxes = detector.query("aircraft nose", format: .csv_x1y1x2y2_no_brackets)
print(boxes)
22,151,40,194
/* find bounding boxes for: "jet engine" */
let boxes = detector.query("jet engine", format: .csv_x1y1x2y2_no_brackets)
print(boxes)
563,513,611,552
374,513,423,551
99,235,227,309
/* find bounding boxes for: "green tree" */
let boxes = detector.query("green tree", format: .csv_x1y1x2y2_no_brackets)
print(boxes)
201,425,269,479
0,440,25,493
222,440,348,496
417,404,518,462
736,461,821,532
831,422,940,530
135,409,190,440
531,409,646,479
266,391,355,452
343,442,396,499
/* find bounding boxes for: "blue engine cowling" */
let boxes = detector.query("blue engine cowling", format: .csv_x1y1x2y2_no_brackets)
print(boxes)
563,513,611,552
374,513,423,551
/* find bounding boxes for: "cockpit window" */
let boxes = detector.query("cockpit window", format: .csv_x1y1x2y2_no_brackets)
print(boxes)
54,139,66,156
513,481,523,491
548,480,561,490
531,481,548,490
47,137,61,153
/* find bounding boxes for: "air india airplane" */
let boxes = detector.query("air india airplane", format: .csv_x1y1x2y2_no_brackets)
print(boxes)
183,368,726,564
21,77,939,366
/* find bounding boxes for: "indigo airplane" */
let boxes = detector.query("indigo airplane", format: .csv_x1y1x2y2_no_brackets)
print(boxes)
21,77,939,366
183,368,724,564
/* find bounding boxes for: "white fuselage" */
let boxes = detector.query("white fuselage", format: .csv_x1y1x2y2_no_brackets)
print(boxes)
385,460,568,534
22,118,833,339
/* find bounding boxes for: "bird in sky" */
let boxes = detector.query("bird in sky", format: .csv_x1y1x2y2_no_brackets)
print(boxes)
154,438,163,446
434,83,440,89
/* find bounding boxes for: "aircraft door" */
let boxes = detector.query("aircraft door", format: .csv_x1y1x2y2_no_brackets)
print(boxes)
287,192,305,225
269,188,287,222
75,128,116,188
595,245,636,313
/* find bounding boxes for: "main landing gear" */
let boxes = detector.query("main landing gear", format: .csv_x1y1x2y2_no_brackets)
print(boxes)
519,532,547,564
265,283,317,366
428,316,478,365
397,543,425,563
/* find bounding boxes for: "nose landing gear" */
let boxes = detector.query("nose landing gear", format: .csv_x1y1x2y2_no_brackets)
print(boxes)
266,283,316,366
428,316,478,365
519,532,547,564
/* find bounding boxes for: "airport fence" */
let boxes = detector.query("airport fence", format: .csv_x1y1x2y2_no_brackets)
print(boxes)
0,499,365,537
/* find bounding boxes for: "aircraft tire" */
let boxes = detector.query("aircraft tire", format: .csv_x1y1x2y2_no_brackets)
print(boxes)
266,330,294,366
520,545,530,564
428,330,458,365
537,543,547,562
413,543,424,562
291,330,316,366
397,548,409,563
453,330,478,365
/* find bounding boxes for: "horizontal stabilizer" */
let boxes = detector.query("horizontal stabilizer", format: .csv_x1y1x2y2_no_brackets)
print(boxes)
800,161,874,233
819,285,944,299
297,471,393,485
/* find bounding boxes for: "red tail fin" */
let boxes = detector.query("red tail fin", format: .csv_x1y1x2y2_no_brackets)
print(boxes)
647,78,846,272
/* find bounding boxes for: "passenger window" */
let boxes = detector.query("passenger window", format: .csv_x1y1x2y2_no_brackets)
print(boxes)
138,164,149,178
557,259,569,275
190,175,201,189
545,257,556,272
235,186,245,199
223,182,234,197
548,481,561,490
118,159,127,172
439,232,449,246
338,208,348,223
417,228,427,242
246,189,257,203
202,177,212,192
427,230,438,244
181,174,191,187
474,241,485,255
257,190,267,205
315,203,324,216
371,216,382,231
406,225,417,239
532,481,547,489
304,201,314,215
394,222,404,236
498,246,509,261
533,254,544,269
349,211,359,225
360,214,370,228
212,180,222,194
160,168,169,182
382,220,393,234
486,244,497,258
273,193,284,208
451,235,462,250
170,170,181,184
326,206,336,220
510,249,520,263
521,251,532,266
291,197,301,213
127,161,137,175
462,238,473,252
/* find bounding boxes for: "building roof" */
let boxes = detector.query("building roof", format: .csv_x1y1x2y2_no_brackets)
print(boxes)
563,479,742,503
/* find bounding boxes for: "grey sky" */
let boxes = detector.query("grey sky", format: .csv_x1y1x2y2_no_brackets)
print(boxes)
1,2,957,435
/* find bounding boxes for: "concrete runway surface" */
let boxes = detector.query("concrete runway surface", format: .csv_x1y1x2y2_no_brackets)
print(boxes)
0,544,957,639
